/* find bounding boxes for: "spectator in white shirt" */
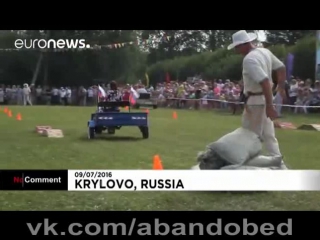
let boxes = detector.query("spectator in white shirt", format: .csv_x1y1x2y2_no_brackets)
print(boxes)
23,83,32,106
66,87,71,105
137,86,148,94
5,86,11,104
60,87,67,105
78,86,87,106
217,79,224,88
36,86,42,104
288,79,298,110
92,86,98,105
10,85,17,105
51,87,59,105
87,87,94,105
17,85,23,105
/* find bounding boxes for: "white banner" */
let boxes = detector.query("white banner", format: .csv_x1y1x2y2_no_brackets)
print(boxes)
68,170,320,191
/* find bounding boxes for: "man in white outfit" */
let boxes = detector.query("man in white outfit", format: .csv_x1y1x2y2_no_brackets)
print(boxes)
228,30,287,168
23,83,32,106
273,89,283,117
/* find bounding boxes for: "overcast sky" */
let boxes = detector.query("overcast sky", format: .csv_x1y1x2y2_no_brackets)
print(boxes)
257,30,267,41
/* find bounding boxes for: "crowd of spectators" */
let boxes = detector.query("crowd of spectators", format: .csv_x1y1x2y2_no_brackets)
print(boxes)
1,76,319,114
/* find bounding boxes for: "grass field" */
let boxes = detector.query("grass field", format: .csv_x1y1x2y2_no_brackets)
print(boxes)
1,106,320,210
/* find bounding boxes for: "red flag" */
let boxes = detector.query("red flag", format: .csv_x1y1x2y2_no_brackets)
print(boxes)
166,72,170,83
129,87,138,105
129,94,136,105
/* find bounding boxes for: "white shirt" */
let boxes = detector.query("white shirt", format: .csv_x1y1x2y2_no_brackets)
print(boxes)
158,94,165,100
289,84,298,97
36,88,42,96
23,87,31,95
60,89,66,98
137,88,148,94
88,88,94,97
52,88,59,96
202,84,208,91
158,87,165,94
66,89,71,98
188,85,195,91
242,48,284,95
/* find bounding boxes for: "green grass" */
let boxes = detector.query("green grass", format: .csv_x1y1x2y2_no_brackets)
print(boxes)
1,106,320,210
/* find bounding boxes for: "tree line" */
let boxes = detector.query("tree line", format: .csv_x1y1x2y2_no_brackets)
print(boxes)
147,35,316,84
0,30,315,86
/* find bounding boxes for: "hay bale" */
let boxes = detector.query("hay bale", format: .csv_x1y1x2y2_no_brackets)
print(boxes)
35,126,52,134
298,124,320,131
43,129,64,138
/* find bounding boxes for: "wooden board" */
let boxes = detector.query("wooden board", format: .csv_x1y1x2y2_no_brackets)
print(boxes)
274,122,297,130
35,126,52,134
297,124,320,131
43,129,64,138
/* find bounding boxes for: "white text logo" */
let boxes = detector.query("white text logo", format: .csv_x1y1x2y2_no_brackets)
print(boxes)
14,39,90,49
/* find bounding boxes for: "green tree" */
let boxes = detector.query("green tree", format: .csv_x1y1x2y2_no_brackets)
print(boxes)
266,30,314,45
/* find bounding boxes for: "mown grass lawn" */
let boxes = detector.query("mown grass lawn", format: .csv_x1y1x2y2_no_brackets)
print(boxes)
1,106,320,210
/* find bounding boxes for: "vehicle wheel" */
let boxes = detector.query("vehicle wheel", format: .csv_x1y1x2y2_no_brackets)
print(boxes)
88,127,95,139
107,128,115,134
141,126,149,139
95,127,103,134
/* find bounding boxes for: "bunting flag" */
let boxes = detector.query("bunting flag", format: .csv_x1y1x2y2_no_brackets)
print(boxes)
129,86,139,105
0,35,172,52
98,85,106,98
145,73,149,87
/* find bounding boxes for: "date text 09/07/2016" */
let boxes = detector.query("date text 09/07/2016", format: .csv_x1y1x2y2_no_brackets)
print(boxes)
74,171,113,178
74,179,185,190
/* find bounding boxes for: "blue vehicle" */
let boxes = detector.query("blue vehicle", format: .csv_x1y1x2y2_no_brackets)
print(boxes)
87,100,149,139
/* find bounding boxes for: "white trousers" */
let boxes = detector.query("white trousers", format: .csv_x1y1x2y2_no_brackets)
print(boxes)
23,94,32,106
242,95,281,156
273,92,282,116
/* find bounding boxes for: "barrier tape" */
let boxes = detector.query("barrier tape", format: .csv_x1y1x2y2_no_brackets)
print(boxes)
165,97,320,108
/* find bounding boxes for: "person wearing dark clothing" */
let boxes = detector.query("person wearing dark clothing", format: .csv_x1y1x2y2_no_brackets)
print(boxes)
194,88,201,110
195,89,201,99
106,81,122,102
104,81,123,134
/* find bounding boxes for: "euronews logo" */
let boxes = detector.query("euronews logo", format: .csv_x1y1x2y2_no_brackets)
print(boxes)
14,39,91,49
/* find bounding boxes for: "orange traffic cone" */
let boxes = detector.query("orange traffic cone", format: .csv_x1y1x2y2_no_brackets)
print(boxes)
145,109,149,114
125,106,129,110
172,111,177,119
7,110,12,117
16,113,22,121
4,107,8,113
153,155,163,170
